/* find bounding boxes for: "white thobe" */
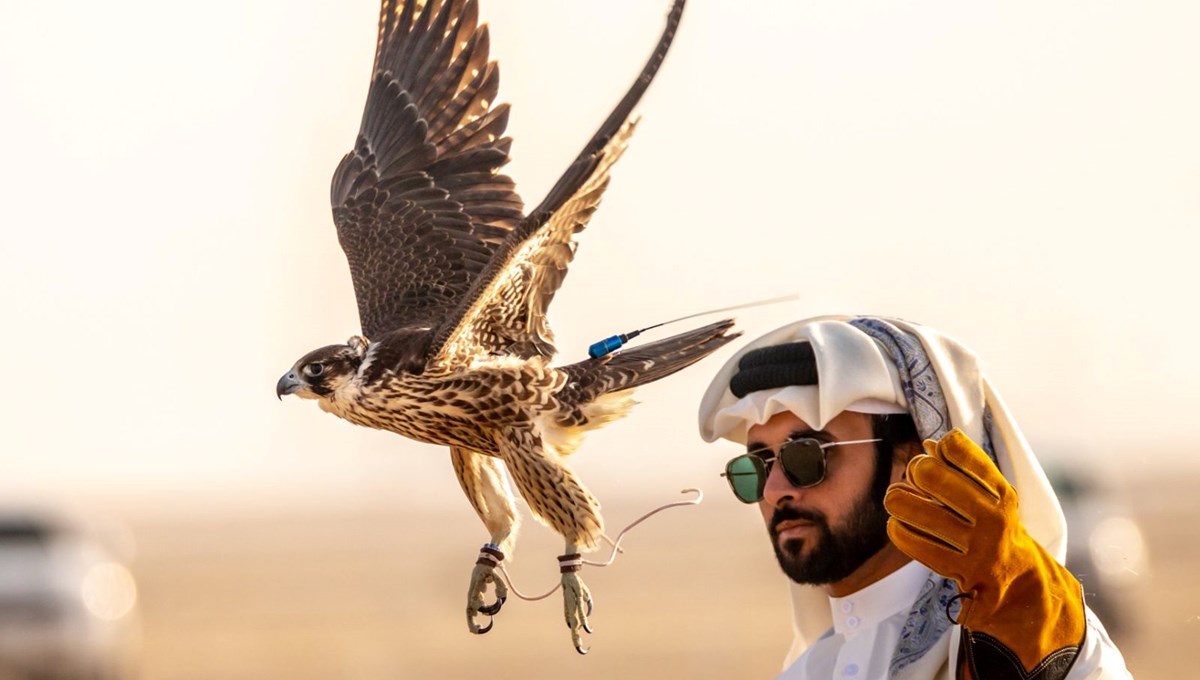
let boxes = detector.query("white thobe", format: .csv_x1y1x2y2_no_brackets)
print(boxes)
777,561,936,680
776,561,1133,680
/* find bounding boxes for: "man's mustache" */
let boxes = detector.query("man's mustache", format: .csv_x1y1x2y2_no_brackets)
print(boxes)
769,504,828,536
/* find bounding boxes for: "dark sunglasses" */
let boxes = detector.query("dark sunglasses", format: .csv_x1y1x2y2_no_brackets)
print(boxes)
721,437,882,503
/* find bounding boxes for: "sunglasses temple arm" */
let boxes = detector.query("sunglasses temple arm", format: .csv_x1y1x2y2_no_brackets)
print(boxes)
822,438,883,448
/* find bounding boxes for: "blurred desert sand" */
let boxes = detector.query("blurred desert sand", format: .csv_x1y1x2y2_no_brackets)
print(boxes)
124,470,1193,679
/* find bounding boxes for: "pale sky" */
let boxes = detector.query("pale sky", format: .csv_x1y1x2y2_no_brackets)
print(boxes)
2,0,1198,515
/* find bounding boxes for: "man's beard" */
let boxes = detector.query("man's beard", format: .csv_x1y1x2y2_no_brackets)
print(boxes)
768,458,892,585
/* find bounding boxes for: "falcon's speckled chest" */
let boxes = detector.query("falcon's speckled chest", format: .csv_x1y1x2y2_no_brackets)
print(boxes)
319,354,570,452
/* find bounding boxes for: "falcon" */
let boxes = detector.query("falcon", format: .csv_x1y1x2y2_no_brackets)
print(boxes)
276,0,734,652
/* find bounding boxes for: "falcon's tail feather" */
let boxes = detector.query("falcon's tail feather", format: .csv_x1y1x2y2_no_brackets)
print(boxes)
561,319,740,410
596,318,739,392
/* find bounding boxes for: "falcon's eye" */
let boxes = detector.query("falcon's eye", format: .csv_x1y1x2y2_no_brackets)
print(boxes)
303,363,325,378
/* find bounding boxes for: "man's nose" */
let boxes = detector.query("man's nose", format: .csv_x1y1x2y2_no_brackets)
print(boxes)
761,458,801,507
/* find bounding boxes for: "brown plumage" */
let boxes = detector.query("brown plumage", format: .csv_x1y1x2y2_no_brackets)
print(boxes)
276,0,734,651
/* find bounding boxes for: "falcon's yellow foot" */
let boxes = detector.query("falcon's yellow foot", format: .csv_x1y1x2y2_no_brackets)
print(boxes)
559,553,593,654
466,545,507,634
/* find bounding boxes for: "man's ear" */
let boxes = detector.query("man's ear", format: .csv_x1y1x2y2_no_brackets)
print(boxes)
890,440,923,482
900,440,925,463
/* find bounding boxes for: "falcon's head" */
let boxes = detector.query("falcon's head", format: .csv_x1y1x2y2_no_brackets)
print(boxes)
276,336,369,400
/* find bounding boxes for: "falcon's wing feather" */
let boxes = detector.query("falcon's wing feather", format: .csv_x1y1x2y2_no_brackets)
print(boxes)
429,0,685,365
331,0,523,341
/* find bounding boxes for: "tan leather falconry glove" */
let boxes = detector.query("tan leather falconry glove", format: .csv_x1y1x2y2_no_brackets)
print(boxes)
883,429,1085,680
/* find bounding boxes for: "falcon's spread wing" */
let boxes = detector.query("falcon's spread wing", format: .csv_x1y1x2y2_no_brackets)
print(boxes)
331,0,523,341
429,0,686,366
434,120,637,363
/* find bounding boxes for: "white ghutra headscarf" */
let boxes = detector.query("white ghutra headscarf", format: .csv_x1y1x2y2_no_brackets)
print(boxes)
698,316,1066,676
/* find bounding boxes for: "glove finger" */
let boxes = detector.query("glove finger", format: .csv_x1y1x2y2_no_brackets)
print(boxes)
922,439,938,457
887,516,968,576
905,455,988,526
934,429,1004,500
883,484,971,553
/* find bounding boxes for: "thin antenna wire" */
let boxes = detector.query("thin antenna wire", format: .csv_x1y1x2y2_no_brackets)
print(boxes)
587,293,799,359
638,293,800,333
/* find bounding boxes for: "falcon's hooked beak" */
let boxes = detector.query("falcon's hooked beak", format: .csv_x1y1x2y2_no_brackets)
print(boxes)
276,371,303,400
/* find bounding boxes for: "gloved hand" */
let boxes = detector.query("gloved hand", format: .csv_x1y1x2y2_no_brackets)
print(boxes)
883,429,1085,680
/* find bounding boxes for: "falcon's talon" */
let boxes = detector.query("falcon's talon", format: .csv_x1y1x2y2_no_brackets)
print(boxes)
575,642,590,655
469,615,494,635
479,595,505,616
561,570,593,652
466,562,508,633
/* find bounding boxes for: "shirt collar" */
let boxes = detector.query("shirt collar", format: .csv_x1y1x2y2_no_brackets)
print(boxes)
827,560,932,639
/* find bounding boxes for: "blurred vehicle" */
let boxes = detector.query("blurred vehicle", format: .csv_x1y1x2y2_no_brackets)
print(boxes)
0,509,139,680
1045,466,1149,643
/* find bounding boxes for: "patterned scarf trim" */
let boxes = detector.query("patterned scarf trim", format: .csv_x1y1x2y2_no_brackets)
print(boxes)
848,318,999,678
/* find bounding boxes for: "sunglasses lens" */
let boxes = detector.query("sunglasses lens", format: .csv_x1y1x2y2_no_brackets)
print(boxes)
779,440,825,487
725,455,765,503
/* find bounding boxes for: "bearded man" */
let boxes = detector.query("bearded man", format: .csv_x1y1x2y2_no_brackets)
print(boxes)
699,316,1132,679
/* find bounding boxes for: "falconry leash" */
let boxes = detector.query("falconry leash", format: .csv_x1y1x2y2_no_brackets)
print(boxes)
492,488,704,603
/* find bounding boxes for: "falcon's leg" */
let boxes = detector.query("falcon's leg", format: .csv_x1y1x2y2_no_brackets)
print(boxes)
559,542,594,654
450,446,519,634
495,428,601,653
